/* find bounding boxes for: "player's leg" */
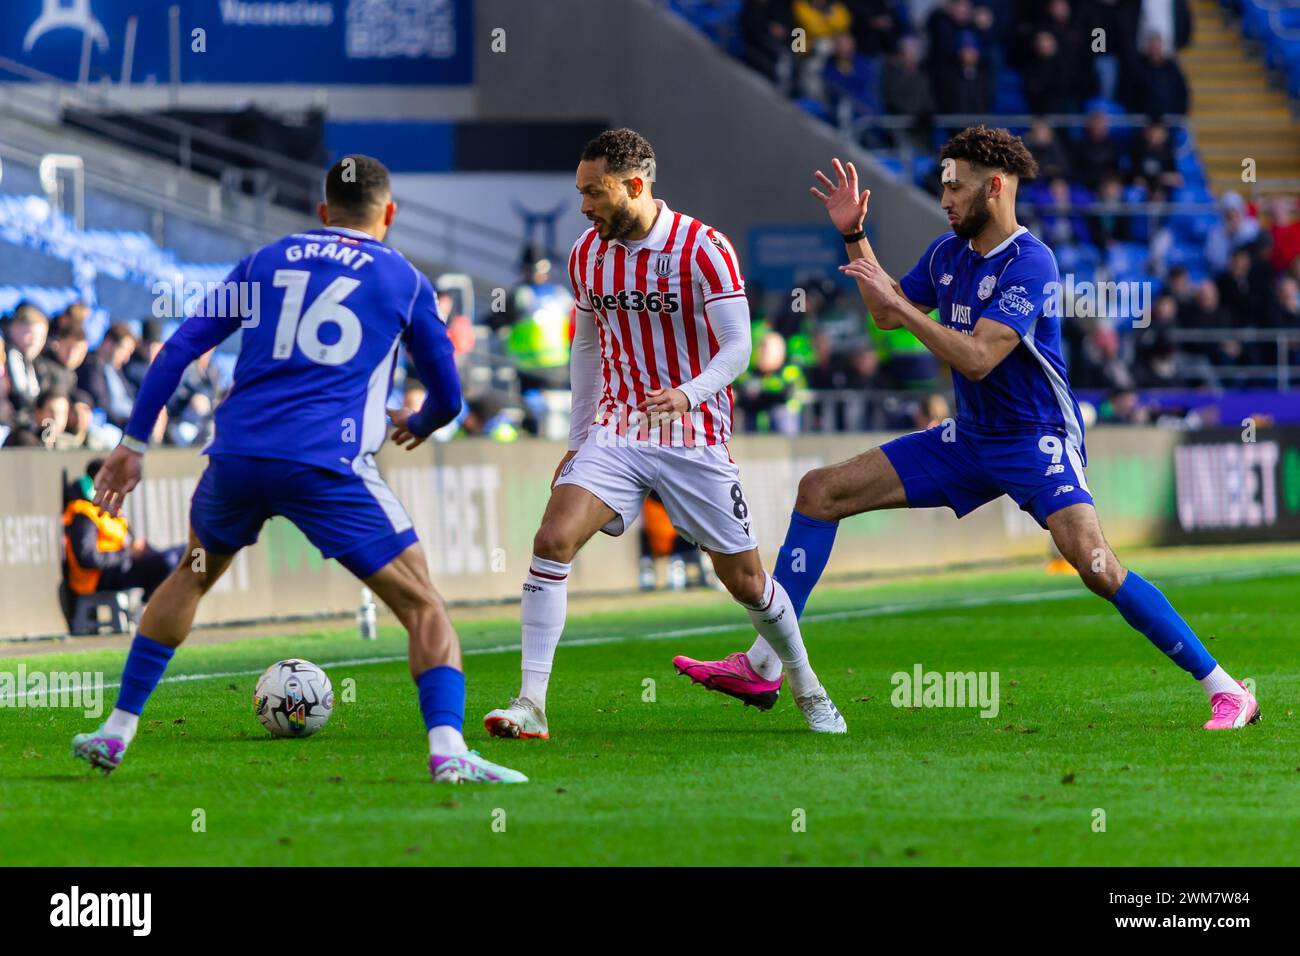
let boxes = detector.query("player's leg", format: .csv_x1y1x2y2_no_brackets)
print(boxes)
1046,502,1259,731
738,446,912,677
280,456,526,782
675,425,993,705
486,436,645,739
357,542,522,783
704,546,846,733
654,442,847,731
485,483,618,737
72,529,237,774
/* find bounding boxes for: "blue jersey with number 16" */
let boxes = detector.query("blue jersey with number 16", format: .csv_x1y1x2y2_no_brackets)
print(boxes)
125,225,460,475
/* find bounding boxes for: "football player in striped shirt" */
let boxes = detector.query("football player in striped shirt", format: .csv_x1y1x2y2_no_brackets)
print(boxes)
675,127,1259,732
483,129,846,739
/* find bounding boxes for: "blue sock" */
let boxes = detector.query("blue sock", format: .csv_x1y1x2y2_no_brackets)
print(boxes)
415,665,465,733
1110,571,1216,679
115,634,176,716
773,510,839,619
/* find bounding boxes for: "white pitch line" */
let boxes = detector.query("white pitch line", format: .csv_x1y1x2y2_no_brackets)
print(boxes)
5,561,1298,702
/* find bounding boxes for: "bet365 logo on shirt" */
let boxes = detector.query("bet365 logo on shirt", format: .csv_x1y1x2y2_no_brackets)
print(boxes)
586,288,681,313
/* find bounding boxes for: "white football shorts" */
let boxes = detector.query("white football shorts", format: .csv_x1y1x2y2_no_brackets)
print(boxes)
554,423,758,554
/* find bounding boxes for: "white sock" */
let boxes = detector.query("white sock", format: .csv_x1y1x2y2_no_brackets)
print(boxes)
744,636,783,682
743,574,820,697
428,725,467,756
519,555,570,712
521,669,550,710
103,707,139,745
1199,664,1241,699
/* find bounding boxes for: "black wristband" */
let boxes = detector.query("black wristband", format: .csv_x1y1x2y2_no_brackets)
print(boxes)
841,229,866,243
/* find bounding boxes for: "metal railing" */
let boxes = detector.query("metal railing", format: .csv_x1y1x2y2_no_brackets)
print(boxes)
1164,327,1297,389
0,56,527,281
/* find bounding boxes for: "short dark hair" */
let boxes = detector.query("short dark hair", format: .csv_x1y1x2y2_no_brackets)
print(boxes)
324,154,391,222
941,125,1039,180
581,128,656,182
103,323,135,346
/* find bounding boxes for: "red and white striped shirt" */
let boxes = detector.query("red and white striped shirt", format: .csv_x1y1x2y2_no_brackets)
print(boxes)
566,200,746,447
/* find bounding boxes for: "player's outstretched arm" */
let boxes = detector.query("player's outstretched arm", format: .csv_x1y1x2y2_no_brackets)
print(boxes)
840,258,1019,380
96,264,249,515
396,273,463,447
810,157,919,331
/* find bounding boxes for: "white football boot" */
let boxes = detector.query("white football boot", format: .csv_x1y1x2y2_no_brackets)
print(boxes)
483,696,550,740
795,686,848,734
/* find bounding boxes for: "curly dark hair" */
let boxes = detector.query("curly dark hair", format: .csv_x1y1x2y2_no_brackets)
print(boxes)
580,128,656,181
940,125,1039,179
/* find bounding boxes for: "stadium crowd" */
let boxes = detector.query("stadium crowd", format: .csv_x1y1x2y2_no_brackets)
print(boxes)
3,0,1297,448
4,174,1298,450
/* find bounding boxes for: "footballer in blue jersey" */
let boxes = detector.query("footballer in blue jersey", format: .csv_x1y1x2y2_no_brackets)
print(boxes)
73,156,527,784
676,127,1259,732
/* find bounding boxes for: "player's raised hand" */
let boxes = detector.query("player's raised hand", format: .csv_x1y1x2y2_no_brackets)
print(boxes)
386,406,427,450
810,158,870,235
92,443,143,517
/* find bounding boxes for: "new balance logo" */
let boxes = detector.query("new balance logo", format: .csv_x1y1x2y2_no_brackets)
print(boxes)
939,273,953,286
1044,463,1064,476
1054,485,1076,496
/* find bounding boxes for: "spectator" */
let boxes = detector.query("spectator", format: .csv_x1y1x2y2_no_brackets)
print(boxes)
939,38,994,114
1098,385,1151,424
737,330,805,434
62,389,109,450
847,0,903,56
1181,279,1238,366
882,36,935,152
36,326,88,397
4,304,49,426
1072,112,1123,192
927,0,995,106
53,301,90,337
823,32,879,117
77,322,138,430
1164,265,1196,309
1216,246,1271,329
1086,172,1134,246
1037,0,1089,89
1204,192,1261,273
3,388,68,448
1267,196,1300,275
1129,31,1188,117
1128,120,1182,199
1025,118,1071,182
62,459,185,603
793,0,852,44
1070,323,1136,391
167,349,222,446
124,320,165,392
740,0,796,85
1022,30,1076,114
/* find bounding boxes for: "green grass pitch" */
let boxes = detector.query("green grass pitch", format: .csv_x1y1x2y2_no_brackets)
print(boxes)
3,545,1299,866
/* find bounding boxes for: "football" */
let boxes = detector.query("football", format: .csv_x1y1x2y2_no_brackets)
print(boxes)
253,659,334,738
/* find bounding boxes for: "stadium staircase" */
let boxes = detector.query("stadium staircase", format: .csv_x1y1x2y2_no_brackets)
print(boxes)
1191,0,1300,195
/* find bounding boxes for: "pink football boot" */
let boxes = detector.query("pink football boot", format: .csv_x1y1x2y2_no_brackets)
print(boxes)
1203,680,1261,731
672,651,783,710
